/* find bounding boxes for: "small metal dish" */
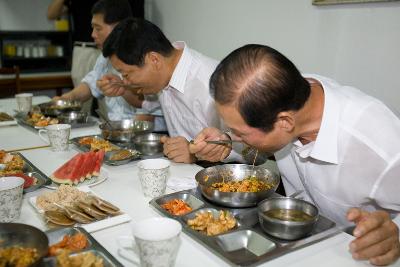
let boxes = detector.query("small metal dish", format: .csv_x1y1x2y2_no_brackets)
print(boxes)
104,149,141,166
133,133,165,156
38,100,82,116
99,120,154,143
58,111,89,124
258,196,319,240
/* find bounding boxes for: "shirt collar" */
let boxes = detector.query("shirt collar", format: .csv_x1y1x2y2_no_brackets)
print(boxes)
294,74,341,164
167,41,192,93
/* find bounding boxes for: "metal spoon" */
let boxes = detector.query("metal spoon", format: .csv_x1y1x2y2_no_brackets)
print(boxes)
189,140,241,145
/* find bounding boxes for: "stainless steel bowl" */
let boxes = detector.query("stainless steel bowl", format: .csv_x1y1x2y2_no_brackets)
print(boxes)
38,100,82,116
99,119,154,143
58,111,88,124
195,164,280,208
0,223,49,266
133,133,165,156
258,197,319,240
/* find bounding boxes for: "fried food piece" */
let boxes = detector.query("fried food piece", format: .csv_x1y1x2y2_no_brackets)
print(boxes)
110,150,133,161
187,210,236,236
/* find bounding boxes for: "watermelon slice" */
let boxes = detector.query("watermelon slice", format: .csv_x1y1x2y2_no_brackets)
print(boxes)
81,151,96,180
68,154,86,184
51,153,84,184
93,150,105,177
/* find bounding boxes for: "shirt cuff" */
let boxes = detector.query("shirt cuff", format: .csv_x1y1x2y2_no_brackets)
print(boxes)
392,214,400,231
142,100,161,113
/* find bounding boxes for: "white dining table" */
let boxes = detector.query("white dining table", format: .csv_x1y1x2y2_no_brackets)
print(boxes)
0,96,380,267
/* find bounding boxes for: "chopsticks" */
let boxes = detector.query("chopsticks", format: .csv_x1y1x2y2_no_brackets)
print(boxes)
189,140,241,145
6,144,51,153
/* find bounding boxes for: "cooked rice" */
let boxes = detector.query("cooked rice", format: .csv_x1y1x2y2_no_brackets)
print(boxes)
36,185,87,211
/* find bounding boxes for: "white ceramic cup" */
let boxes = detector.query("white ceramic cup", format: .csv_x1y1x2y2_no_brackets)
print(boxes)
0,176,25,222
15,93,33,113
138,159,170,198
38,124,71,151
118,217,182,267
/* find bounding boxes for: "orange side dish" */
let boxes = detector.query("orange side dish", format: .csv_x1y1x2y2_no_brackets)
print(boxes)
161,199,192,216
48,232,88,256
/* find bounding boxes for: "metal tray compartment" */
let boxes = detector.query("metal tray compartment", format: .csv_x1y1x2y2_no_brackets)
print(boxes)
44,227,123,267
154,191,205,217
150,188,340,267
216,230,276,263
10,152,51,193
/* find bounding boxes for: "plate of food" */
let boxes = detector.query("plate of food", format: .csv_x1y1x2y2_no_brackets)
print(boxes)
71,135,121,152
16,111,59,129
0,112,17,126
0,150,51,193
29,185,131,233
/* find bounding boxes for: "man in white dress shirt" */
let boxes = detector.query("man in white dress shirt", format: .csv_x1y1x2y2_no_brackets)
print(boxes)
53,0,165,129
190,44,400,265
97,18,242,163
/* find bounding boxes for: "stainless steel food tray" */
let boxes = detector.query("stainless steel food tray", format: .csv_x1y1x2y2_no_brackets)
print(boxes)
150,188,341,267
42,227,123,267
4,152,51,193
70,135,141,166
16,115,98,132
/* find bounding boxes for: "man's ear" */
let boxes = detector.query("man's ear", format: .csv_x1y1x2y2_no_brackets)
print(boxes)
276,111,295,132
146,52,162,70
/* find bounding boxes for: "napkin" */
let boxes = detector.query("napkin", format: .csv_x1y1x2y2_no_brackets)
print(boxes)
167,176,197,191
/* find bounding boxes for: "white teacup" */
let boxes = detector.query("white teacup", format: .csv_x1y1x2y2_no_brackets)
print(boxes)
118,217,182,267
138,159,170,198
15,93,33,113
38,124,71,152
0,176,24,222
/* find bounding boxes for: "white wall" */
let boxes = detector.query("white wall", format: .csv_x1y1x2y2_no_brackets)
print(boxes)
0,0,54,31
146,0,400,112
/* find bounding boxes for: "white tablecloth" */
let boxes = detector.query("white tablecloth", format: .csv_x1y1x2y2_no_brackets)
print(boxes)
0,96,376,267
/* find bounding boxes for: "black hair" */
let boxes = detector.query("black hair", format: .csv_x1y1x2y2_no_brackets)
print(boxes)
91,0,133,25
210,44,311,133
102,18,174,66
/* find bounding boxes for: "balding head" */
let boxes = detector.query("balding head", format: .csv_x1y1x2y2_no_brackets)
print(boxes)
210,44,310,133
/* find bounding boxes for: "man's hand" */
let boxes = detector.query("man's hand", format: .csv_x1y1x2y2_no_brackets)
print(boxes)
97,74,125,97
347,208,400,266
52,94,70,101
188,127,232,162
161,136,196,164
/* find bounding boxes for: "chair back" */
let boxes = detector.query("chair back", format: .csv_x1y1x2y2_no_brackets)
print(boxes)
0,66,21,98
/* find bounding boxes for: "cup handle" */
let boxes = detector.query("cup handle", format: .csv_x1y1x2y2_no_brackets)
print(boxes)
116,236,140,266
38,129,50,145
